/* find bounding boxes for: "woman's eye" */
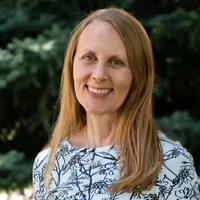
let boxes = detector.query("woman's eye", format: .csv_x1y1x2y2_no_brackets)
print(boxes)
85,55,96,61
112,59,123,66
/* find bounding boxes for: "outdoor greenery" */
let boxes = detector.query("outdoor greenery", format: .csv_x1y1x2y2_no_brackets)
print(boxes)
0,0,199,190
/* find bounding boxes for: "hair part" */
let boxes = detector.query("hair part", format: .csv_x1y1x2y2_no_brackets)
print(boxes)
44,7,163,193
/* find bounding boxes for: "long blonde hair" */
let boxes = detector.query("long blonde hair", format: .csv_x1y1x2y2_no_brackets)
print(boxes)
44,7,163,193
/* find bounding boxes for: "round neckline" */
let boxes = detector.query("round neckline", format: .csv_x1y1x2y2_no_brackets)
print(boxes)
65,139,115,152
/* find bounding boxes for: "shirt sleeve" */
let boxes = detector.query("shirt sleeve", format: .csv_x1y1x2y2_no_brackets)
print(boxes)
158,139,200,199
32,149,50,200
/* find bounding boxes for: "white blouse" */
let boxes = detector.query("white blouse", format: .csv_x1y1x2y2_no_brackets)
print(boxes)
32,133,200,200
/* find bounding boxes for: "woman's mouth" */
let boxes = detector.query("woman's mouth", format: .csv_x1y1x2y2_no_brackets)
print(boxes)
87,86,112,94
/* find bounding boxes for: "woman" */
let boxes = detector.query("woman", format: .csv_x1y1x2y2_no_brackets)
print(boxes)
33,7,200,200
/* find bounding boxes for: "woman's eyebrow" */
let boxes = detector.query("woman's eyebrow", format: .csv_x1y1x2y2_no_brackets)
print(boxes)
78,49,128,61
80,49,96,55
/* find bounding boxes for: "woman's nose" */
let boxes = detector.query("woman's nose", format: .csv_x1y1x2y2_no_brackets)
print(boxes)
91,62,108,81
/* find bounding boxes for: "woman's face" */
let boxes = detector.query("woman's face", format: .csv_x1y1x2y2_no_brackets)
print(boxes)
73,20,132,115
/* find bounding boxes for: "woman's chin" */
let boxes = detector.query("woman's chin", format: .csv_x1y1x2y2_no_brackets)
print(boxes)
85,107,112,116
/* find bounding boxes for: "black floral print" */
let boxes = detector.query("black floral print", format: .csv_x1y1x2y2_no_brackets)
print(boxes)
33,133,200,199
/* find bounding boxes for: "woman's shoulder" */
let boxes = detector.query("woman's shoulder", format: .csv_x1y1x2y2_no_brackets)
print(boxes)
32,147,52,199
158,131,198,181
33,147,52,169
158,131,193,164
33,139,76,171
156,131,199,198
32,140,72,199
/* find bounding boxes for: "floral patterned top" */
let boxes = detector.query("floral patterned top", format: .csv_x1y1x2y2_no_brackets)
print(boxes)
32,133,200,200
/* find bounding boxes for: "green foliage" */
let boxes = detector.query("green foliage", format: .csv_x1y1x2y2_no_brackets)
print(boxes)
0,0,84,47
0,25,71,137
145,9,200,116
156,111,200,153
148,9,200,52
0,122,20,142
0,151,33,190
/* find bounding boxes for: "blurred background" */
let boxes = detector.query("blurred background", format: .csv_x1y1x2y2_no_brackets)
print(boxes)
0,0,200,199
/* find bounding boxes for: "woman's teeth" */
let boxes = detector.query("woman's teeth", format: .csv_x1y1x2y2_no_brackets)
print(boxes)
88,87,111,94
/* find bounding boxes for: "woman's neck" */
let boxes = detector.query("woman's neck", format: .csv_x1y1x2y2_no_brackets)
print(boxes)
85,113,117,148
68,113,117,148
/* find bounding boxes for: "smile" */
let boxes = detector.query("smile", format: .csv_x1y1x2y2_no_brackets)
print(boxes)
88,86,112,94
